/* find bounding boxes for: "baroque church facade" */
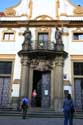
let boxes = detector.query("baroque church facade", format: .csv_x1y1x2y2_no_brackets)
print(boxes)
0,0,83,111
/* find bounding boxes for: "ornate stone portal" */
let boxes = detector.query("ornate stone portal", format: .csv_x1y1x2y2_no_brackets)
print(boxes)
18,27,68,111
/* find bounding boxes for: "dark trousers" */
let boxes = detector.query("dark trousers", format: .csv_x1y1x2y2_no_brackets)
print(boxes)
22,108,27,119
64,111,73,125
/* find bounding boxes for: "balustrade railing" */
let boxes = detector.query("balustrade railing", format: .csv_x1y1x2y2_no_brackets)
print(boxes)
30,40,55,50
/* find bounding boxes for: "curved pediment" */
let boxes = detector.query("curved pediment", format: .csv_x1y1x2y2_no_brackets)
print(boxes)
35,15,53,20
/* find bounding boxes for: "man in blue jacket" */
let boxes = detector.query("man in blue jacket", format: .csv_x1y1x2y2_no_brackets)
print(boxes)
63,94,75,125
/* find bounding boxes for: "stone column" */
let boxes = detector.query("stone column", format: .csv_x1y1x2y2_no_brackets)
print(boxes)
54,56,64,112
19,56,30,98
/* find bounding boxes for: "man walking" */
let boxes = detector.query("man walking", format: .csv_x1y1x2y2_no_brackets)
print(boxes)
21,97,29,119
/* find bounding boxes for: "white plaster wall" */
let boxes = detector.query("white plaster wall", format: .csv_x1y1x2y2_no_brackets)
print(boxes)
13,27,25,80
31,0,55,19
63,27,83,84
0,27,25,86
10,0,56,19
12,84,20,97
63,28,72,83
51,28,56,42
14,0,28,16
64,56,72,82
68,28,83,55
13,55,21,80
59,0,75,16
64,85,72,94
0,28,23,54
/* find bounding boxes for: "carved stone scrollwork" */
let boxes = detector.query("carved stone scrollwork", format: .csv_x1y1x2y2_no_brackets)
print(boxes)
30,59,53,71
30,59,39,68
4,8,16,16
73,5,83,15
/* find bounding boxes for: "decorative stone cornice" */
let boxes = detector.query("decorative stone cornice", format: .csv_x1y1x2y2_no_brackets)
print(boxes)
0,20,83,28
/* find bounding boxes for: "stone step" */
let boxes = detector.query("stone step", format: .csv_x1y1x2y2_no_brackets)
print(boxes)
0,108,83,119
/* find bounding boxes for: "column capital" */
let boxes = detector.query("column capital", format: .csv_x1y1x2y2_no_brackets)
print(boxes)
21,56,30,66
55,56,64,66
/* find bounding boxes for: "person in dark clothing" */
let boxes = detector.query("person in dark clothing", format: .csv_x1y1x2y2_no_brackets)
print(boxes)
21,97,29,119
63,94,75,125
31,90,37,107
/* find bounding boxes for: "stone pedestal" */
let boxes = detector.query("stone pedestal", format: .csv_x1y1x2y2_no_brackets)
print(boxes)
54,56,64,112
55,43,64,51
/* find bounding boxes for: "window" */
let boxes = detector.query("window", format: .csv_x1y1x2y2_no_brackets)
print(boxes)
73,62,83,110
73,62,83,75
0,62,12,74
73,33,83,40
38,33,49,48
38,33,48,42
3,32,14,41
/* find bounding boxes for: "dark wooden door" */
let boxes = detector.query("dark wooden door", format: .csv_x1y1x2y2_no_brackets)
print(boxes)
0,77,10,106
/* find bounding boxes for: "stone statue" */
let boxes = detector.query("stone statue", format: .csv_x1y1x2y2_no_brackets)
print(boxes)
23,27,32,42
55,27,63,44
22,28,32,50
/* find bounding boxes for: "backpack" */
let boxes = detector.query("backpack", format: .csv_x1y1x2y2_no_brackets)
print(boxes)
21,98,29,110
22,98,29,105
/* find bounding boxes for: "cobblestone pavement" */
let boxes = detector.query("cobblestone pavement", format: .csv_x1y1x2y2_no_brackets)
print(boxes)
0,117,82,125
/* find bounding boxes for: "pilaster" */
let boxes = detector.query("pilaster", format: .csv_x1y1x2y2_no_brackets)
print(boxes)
19,56,30,98
54,56,64,112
